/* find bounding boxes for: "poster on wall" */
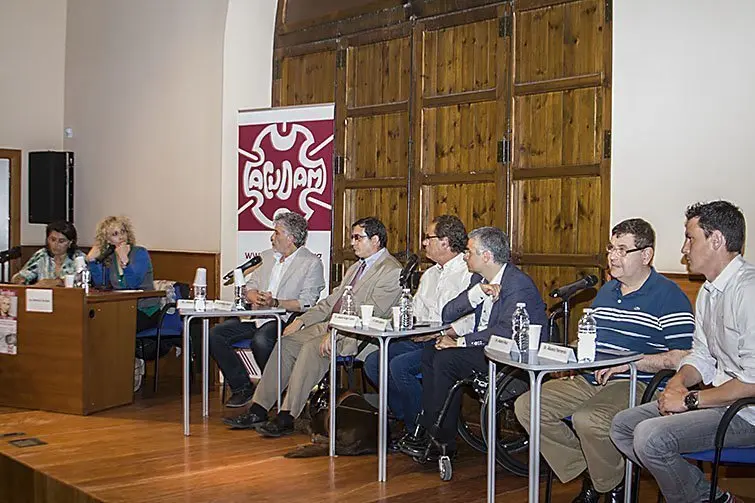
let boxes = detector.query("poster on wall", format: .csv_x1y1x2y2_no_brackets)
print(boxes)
0,289,18,355
237,104,334,298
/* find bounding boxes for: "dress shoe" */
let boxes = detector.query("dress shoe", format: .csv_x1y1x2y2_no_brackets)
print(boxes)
604,483,624,503
397,431,430,458
571,474,600,503
225,386,254,408
257,417,295,438
222,411,267,429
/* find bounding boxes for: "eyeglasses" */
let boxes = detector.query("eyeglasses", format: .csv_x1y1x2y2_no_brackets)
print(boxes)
350,233,369,242
422,234,439,241
47,236,70,245
605,244,646,257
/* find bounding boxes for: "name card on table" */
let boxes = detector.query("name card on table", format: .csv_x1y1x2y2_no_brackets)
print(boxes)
487,335,516,354
330,313,360,328
213,300,234,312
26,289,53,313
538,343,577,363
368,317,389,331
177,299,195,310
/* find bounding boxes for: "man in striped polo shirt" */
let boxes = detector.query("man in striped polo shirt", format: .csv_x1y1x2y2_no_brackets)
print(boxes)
514,218,694,503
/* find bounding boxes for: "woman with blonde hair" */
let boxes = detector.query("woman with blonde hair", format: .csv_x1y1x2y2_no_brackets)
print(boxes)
86,216,159,331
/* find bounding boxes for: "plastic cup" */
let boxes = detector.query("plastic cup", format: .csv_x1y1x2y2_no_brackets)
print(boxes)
360,305,374,328
528,324,542,350
64,274,75,288
193,267,207,287
392,306,401,331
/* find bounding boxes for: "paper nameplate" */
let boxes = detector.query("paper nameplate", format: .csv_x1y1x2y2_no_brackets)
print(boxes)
487,335,515,354
204,300,215,310
330,313,360,328
368,317,389,331
177,299,195,310
213,300,234,312
538,343,577,363
26,289,53,313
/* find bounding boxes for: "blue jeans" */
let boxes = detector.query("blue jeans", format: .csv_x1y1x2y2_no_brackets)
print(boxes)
364,339,429,431
611,401,755,502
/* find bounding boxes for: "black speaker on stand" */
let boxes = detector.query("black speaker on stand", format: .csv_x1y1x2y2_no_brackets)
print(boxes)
28,151,74,224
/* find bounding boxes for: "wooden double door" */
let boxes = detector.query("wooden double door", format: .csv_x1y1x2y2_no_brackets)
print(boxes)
273,0,612,337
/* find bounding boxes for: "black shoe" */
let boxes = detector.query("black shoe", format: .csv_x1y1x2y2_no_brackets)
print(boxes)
603,483,624,503
222,411,267,429
225,386,254,408
257,417,295,438
711,492,738,503
571,474,601,503
397,432,429,458
414,442,457,463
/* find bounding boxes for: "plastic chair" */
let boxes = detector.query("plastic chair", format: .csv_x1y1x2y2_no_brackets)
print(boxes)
136,281,189,392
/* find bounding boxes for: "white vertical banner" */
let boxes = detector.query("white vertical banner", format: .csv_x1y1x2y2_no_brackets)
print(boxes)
237,104,334,296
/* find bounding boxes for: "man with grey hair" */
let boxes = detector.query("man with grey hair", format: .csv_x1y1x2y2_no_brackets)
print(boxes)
400,226,547,459
210,211,325,408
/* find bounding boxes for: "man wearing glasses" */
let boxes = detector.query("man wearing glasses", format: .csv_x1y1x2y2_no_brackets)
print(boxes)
225,217,402,437
514,218,694,503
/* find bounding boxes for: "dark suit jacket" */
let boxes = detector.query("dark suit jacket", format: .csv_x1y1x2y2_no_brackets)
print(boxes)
442,263,547,346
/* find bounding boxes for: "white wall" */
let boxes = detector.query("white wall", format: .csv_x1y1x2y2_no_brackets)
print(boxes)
219,0,277,297
0,0,67,245
612,0,755,272
64,0,228,250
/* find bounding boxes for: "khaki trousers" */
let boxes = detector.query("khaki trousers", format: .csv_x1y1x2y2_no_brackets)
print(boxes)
514,375,646,493
252,321,351,418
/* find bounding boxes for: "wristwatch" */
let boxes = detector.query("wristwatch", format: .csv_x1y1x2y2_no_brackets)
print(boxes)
272,298,279,308
684,391,700,411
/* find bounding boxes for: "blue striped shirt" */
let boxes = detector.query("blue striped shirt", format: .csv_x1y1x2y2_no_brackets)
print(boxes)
583,268,695,384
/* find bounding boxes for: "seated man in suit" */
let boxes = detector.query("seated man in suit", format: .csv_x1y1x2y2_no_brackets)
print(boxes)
224,217,403,437
363,215,474,438
210,211,325,408
399,226,547,458
515,218,694,503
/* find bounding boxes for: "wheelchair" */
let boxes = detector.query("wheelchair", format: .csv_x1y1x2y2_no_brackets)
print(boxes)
410,306,565,481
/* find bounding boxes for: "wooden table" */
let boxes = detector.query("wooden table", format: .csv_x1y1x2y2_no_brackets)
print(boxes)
0,285,163,415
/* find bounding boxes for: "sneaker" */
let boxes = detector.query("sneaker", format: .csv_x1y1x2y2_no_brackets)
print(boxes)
133,358,145,392
222,411,267,429
225,386,254,408
257,416,295,438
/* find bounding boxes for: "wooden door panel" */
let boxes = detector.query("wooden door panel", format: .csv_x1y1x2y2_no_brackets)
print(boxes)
279,51,336,106
347,37,411,107
515,0,603,84
421,183,497,235
345,112,409,179
513,177,602,255
343,187,407,254
421,102,498,175
422,19,499,97
515,87,601,169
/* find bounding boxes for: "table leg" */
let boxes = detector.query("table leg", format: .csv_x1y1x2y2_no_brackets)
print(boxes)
624,363,638,501
202,318,209,417
487,359,497,502
276,314,282,412
378,337,389,482
183,315,192,436
528,371,547,503
329,328,337,458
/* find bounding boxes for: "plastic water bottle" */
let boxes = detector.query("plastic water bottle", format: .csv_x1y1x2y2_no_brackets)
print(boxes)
74,256,87,289
339,285,356,316
399,288,414,330
193,283,207,312
80,265,91,295
577,308,597,362
512,302,530,352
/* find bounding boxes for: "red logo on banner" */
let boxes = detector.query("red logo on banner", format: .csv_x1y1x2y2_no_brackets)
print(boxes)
238,120,333,232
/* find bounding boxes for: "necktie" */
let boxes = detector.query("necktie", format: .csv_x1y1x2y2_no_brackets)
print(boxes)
332,261,366,314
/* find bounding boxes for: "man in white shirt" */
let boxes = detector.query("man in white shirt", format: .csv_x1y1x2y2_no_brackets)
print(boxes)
363,215,474,436
611,201,755,503
210,211,325,408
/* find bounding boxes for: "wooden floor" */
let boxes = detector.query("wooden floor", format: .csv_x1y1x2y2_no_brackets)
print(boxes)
0,380,753,503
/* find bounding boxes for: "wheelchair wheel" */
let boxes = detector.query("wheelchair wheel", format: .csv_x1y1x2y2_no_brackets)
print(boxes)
480,369,530,477
456,386,487,454
438,455,453,481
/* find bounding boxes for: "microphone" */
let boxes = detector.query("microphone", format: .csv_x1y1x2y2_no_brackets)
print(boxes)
549,274,599,299
0,246,21,263
222,255,262,286
399,253,419,288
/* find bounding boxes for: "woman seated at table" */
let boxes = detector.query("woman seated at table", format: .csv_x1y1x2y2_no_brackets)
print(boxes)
11,220,85,287
86,216,159,331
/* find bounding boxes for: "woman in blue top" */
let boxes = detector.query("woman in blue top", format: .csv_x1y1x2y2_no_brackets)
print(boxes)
86,215,159,331
12,220,86,287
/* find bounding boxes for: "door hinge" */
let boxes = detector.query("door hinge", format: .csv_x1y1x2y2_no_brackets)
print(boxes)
334,155,345,175
605,0,612,23
272,59,282,80
498,15,512,38
336,49,347,69
603,130,612,159
497,138,511,164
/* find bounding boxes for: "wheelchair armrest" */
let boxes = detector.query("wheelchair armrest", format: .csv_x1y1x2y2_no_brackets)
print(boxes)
640,369,676,404
715,396,755,450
